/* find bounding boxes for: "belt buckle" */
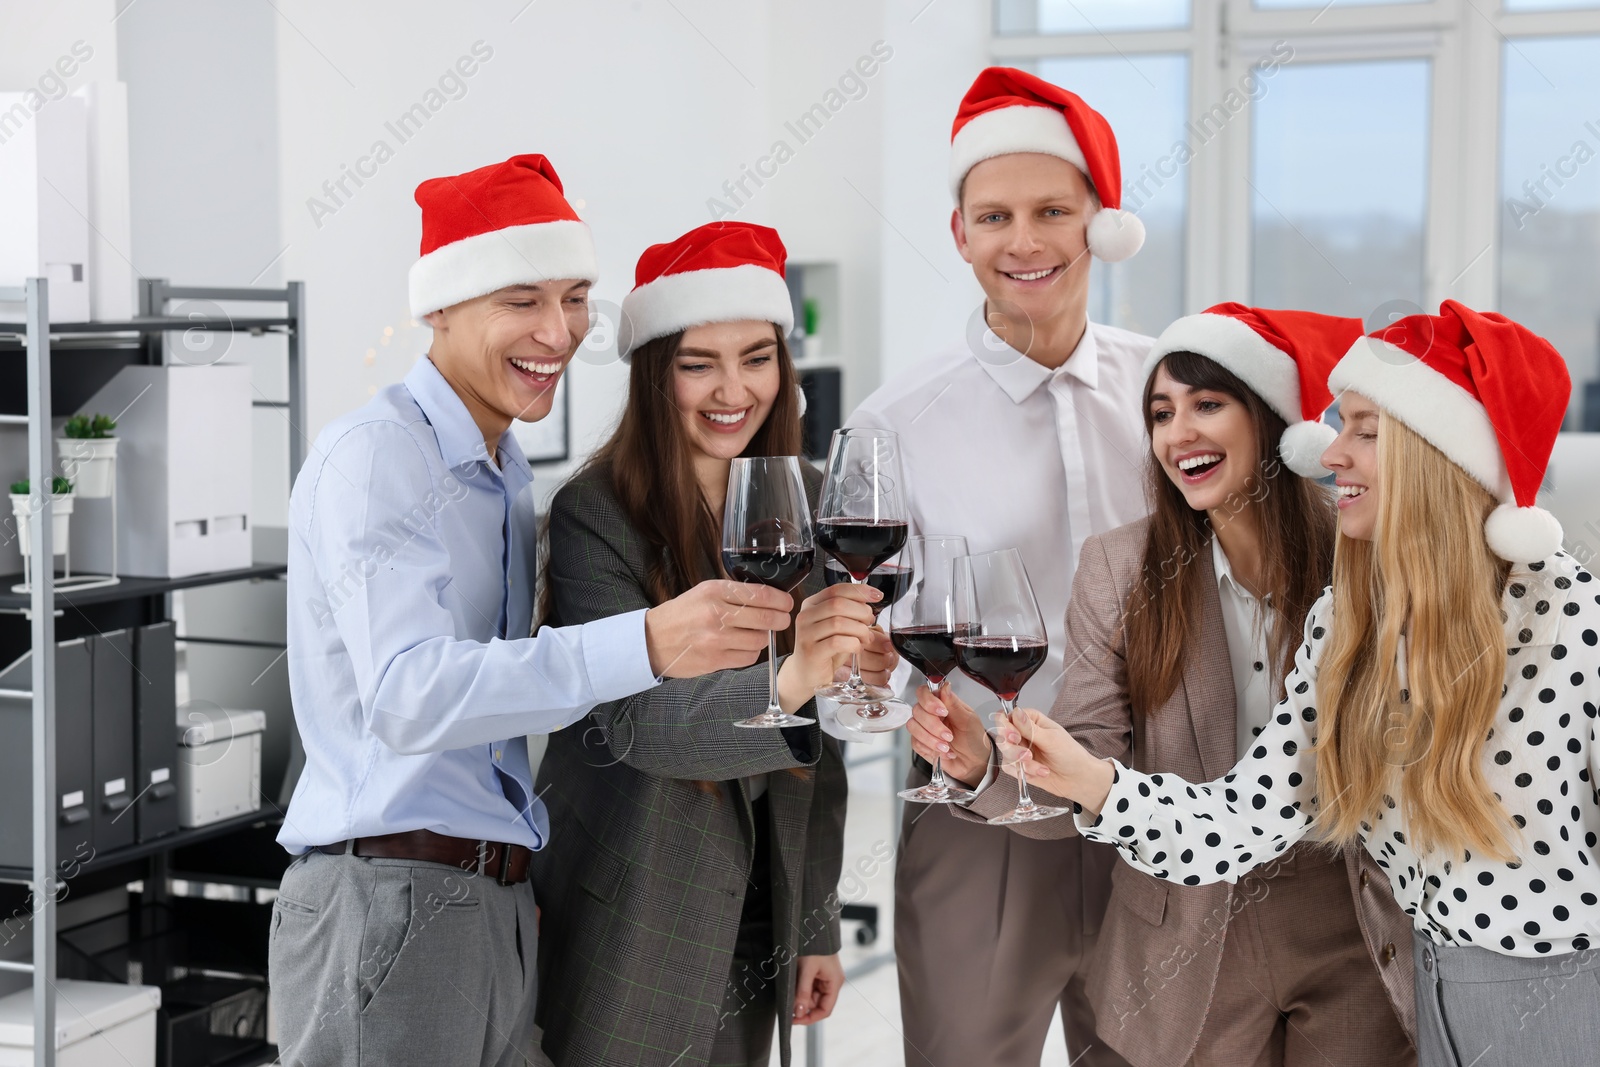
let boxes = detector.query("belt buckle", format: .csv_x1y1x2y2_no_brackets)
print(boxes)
495,842,515,887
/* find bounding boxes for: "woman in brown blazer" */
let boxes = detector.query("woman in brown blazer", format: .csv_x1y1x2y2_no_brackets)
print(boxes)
909,306,1416,1066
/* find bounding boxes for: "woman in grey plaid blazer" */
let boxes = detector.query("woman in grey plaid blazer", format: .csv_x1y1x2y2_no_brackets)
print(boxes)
531,222,889,1067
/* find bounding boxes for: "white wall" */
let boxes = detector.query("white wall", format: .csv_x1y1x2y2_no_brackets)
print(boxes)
271,0,777,511
878,0,989,387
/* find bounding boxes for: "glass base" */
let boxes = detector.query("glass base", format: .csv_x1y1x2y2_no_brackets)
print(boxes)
847,699,911,733
815,679,897,704
734,709,817,729
898,781,978,804
987,802,1071,825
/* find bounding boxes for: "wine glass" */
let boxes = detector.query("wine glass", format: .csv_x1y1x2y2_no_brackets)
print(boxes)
889,535,976,801
722,456,816,729
814,427,909,705
952,549,1068,823
823,553,914,733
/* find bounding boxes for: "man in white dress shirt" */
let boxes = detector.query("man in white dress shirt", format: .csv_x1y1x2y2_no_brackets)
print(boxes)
846,68,1152,1067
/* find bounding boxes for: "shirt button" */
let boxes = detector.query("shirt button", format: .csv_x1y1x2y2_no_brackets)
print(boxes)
1253,661,1264,672
494,749,502,760
1383,942,1396,962
1422,948,1433,971
1360,870,1370,888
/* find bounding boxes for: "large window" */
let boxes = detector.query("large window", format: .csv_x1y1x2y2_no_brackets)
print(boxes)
1251,59,1430,317
996,0,1600,431
1499,34,1600,430
1036,53,1190,337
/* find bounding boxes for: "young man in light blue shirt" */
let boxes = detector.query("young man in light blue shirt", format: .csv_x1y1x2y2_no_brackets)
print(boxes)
268,154,797,1067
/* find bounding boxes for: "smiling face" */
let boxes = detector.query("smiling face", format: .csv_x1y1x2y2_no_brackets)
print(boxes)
673,320,781,467
425,279,590,444
1147,363,1262,515
952,153,1094,335
1321,391,1382,540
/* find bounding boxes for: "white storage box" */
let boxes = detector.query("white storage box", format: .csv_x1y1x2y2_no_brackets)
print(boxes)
176,707,264,828
0,979,160,1067
0,93,91,323
72,364,253,578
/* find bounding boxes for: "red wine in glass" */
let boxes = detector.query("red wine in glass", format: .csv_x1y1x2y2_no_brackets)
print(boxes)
814,428,910,706
953,635,1048,699
891,624,970,687
724,545,814,592
952,549,1068,823
816,518,909,580
823,558,913,614
722,456,816,729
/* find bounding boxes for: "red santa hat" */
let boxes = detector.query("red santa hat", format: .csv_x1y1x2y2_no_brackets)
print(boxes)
1327,300,1570,562
949,66,1144,262
619,222,794,359
1146,304,1364,478
408,153,597,317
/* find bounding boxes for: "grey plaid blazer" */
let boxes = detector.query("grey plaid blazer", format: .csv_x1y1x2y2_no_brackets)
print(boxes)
530,466,847,1067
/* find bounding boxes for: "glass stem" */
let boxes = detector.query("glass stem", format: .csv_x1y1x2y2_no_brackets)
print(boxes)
846,576,867,686
1003,698,1036,809
927,680,950,788
766,629,781,714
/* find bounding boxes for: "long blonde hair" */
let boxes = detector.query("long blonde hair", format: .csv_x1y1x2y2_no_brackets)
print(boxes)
1315,412,1515,861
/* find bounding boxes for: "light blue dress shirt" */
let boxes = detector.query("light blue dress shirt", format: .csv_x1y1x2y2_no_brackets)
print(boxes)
278,357,659,853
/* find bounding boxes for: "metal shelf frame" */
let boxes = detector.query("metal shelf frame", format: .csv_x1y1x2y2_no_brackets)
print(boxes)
0,276,305,1067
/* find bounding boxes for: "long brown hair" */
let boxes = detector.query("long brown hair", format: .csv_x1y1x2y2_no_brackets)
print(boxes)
1314,412,1515,860
1122,351,1338,718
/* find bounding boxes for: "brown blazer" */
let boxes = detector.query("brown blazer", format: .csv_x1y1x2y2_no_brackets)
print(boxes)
956,517,1416,1065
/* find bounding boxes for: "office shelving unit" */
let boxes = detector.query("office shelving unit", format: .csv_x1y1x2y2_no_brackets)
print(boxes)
0,277,303,1067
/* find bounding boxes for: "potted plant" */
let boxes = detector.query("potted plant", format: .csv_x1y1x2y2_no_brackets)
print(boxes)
10,476,75,558
57,413,118,498
801,298,823,361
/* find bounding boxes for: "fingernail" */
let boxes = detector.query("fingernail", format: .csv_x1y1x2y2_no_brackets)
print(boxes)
938,743,949,753
868,588,883,600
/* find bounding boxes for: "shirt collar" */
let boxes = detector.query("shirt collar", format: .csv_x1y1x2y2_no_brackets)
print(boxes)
972,319,1099,404
1211,535,1252,602
404,356,531,483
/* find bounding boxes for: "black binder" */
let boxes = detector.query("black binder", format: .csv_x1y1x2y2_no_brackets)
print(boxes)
89,629,137,852
133,622,179,842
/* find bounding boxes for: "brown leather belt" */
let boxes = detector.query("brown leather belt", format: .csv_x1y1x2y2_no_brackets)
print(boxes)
313,829,533,886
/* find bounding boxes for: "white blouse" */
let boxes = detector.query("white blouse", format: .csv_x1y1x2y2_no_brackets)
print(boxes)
1077,550,1600,958
1211,535,1280,761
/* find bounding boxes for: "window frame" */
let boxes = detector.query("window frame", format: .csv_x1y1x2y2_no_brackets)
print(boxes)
991,0,1600,325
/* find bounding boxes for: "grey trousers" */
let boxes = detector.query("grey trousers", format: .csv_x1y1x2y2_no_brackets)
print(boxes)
269,850,551,1067
1413,930,1600,1067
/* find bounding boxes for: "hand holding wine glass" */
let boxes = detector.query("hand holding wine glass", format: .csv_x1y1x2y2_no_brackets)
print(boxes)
952,548,1069,824
905,684,991,793
824,553,914,732
721,456,818,729
995,706,1117,817
891,534,985,799
814,428,909,706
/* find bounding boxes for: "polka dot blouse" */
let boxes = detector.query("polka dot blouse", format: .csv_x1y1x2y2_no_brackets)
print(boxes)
1076,551,1600,958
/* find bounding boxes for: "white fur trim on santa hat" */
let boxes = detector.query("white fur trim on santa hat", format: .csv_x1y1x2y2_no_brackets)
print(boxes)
619,263,795,359
1328,337,1513,502
409,219,598,317
1086,208,1144,262
1145,313,1301,424
1485,503,1563,563
949,105,1088,200
1278,420,1337,478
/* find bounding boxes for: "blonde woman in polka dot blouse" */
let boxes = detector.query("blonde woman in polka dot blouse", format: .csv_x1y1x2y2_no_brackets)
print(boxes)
1000,304,1600,1067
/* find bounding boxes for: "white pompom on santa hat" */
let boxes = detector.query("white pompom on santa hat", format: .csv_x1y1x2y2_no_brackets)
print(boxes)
1145,304,1365,478
949,66,1144,262
1327,300,1571,562
408,153,598,317
620,221,805,413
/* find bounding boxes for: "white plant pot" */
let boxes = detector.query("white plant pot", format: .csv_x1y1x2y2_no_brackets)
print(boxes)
802,334,823,361
11,492,73,557
57,436,118,498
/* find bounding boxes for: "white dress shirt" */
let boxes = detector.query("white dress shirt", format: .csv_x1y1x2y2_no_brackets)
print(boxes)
1079,551,1600,958
1212,535,1281,761
847,319,1153,717
280,357,660,854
